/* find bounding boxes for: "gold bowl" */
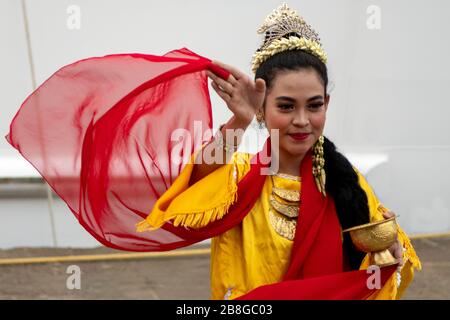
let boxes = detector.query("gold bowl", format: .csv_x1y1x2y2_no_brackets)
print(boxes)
343,217,398,267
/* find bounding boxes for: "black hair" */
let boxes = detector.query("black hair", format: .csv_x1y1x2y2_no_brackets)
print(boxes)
323,137,370,269
255,48,370,270
255,48,328,95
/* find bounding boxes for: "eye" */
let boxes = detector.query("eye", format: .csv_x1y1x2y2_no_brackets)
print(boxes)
309,103,324,109
278,104,294,111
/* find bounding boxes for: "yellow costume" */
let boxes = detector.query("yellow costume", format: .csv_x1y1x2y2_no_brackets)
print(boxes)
137,151,421,300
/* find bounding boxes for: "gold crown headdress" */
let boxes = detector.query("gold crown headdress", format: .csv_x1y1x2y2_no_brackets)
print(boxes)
251,4,327,73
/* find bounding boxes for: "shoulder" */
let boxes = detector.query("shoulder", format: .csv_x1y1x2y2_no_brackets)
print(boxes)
351,166,376,201
351,166,379,200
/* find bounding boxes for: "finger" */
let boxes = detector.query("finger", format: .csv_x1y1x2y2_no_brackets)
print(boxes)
388,243,396,257
228,74,238,86
392,240,403,263
254,78,266,93
211,81,231,101
208,63,230,81
212,60,246,80
209,71,238,92
207,71,234,94
211,81,231,103
395,244,404,266
207,70,230,85
206,70,220,82
395,246,403,261
382,210,395,219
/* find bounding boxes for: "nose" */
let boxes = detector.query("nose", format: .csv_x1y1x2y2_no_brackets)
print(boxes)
292,108,309,127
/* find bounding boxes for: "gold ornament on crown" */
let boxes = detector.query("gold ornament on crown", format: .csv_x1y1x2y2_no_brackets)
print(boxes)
251,3,328,73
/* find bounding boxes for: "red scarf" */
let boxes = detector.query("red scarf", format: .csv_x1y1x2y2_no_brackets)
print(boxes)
236,143,397,299
6,48,395,299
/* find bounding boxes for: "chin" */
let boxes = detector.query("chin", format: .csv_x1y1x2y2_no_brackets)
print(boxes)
281,143,311,157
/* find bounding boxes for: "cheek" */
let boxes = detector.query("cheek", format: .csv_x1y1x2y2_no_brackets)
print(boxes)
265,108,291,131
310,111,326,131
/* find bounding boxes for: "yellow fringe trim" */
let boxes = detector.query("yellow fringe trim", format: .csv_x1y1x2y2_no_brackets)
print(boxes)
171,190,238,229
136,220,157,233
398,226,422,271
166,159,240,230
136,161,240,232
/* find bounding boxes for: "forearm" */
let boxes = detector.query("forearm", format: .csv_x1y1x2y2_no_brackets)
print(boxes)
189,116,249,185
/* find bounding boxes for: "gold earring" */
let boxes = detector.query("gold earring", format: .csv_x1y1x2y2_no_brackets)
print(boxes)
256,109,265,129
312,135,326,197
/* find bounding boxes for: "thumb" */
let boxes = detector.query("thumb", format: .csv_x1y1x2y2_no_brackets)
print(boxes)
255,78,266,93
382,210,395,219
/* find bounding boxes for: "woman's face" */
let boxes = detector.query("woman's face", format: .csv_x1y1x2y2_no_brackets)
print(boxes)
264,68,329,160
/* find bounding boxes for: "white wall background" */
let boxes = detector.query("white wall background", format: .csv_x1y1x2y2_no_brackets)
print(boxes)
0,0,449,248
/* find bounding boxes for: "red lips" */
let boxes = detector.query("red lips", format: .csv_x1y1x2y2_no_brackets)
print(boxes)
289,133,310,141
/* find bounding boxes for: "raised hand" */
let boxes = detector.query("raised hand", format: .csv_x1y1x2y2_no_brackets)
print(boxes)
207,60,266,128
382,210,404,267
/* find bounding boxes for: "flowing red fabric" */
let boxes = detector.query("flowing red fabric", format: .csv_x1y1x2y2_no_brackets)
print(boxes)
6,47,396,299
6,48,230,251
237,265,398,300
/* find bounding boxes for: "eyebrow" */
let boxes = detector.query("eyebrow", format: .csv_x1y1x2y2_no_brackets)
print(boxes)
276,95,324,103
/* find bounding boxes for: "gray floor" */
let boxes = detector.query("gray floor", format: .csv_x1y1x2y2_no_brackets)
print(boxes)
0,237,448,300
